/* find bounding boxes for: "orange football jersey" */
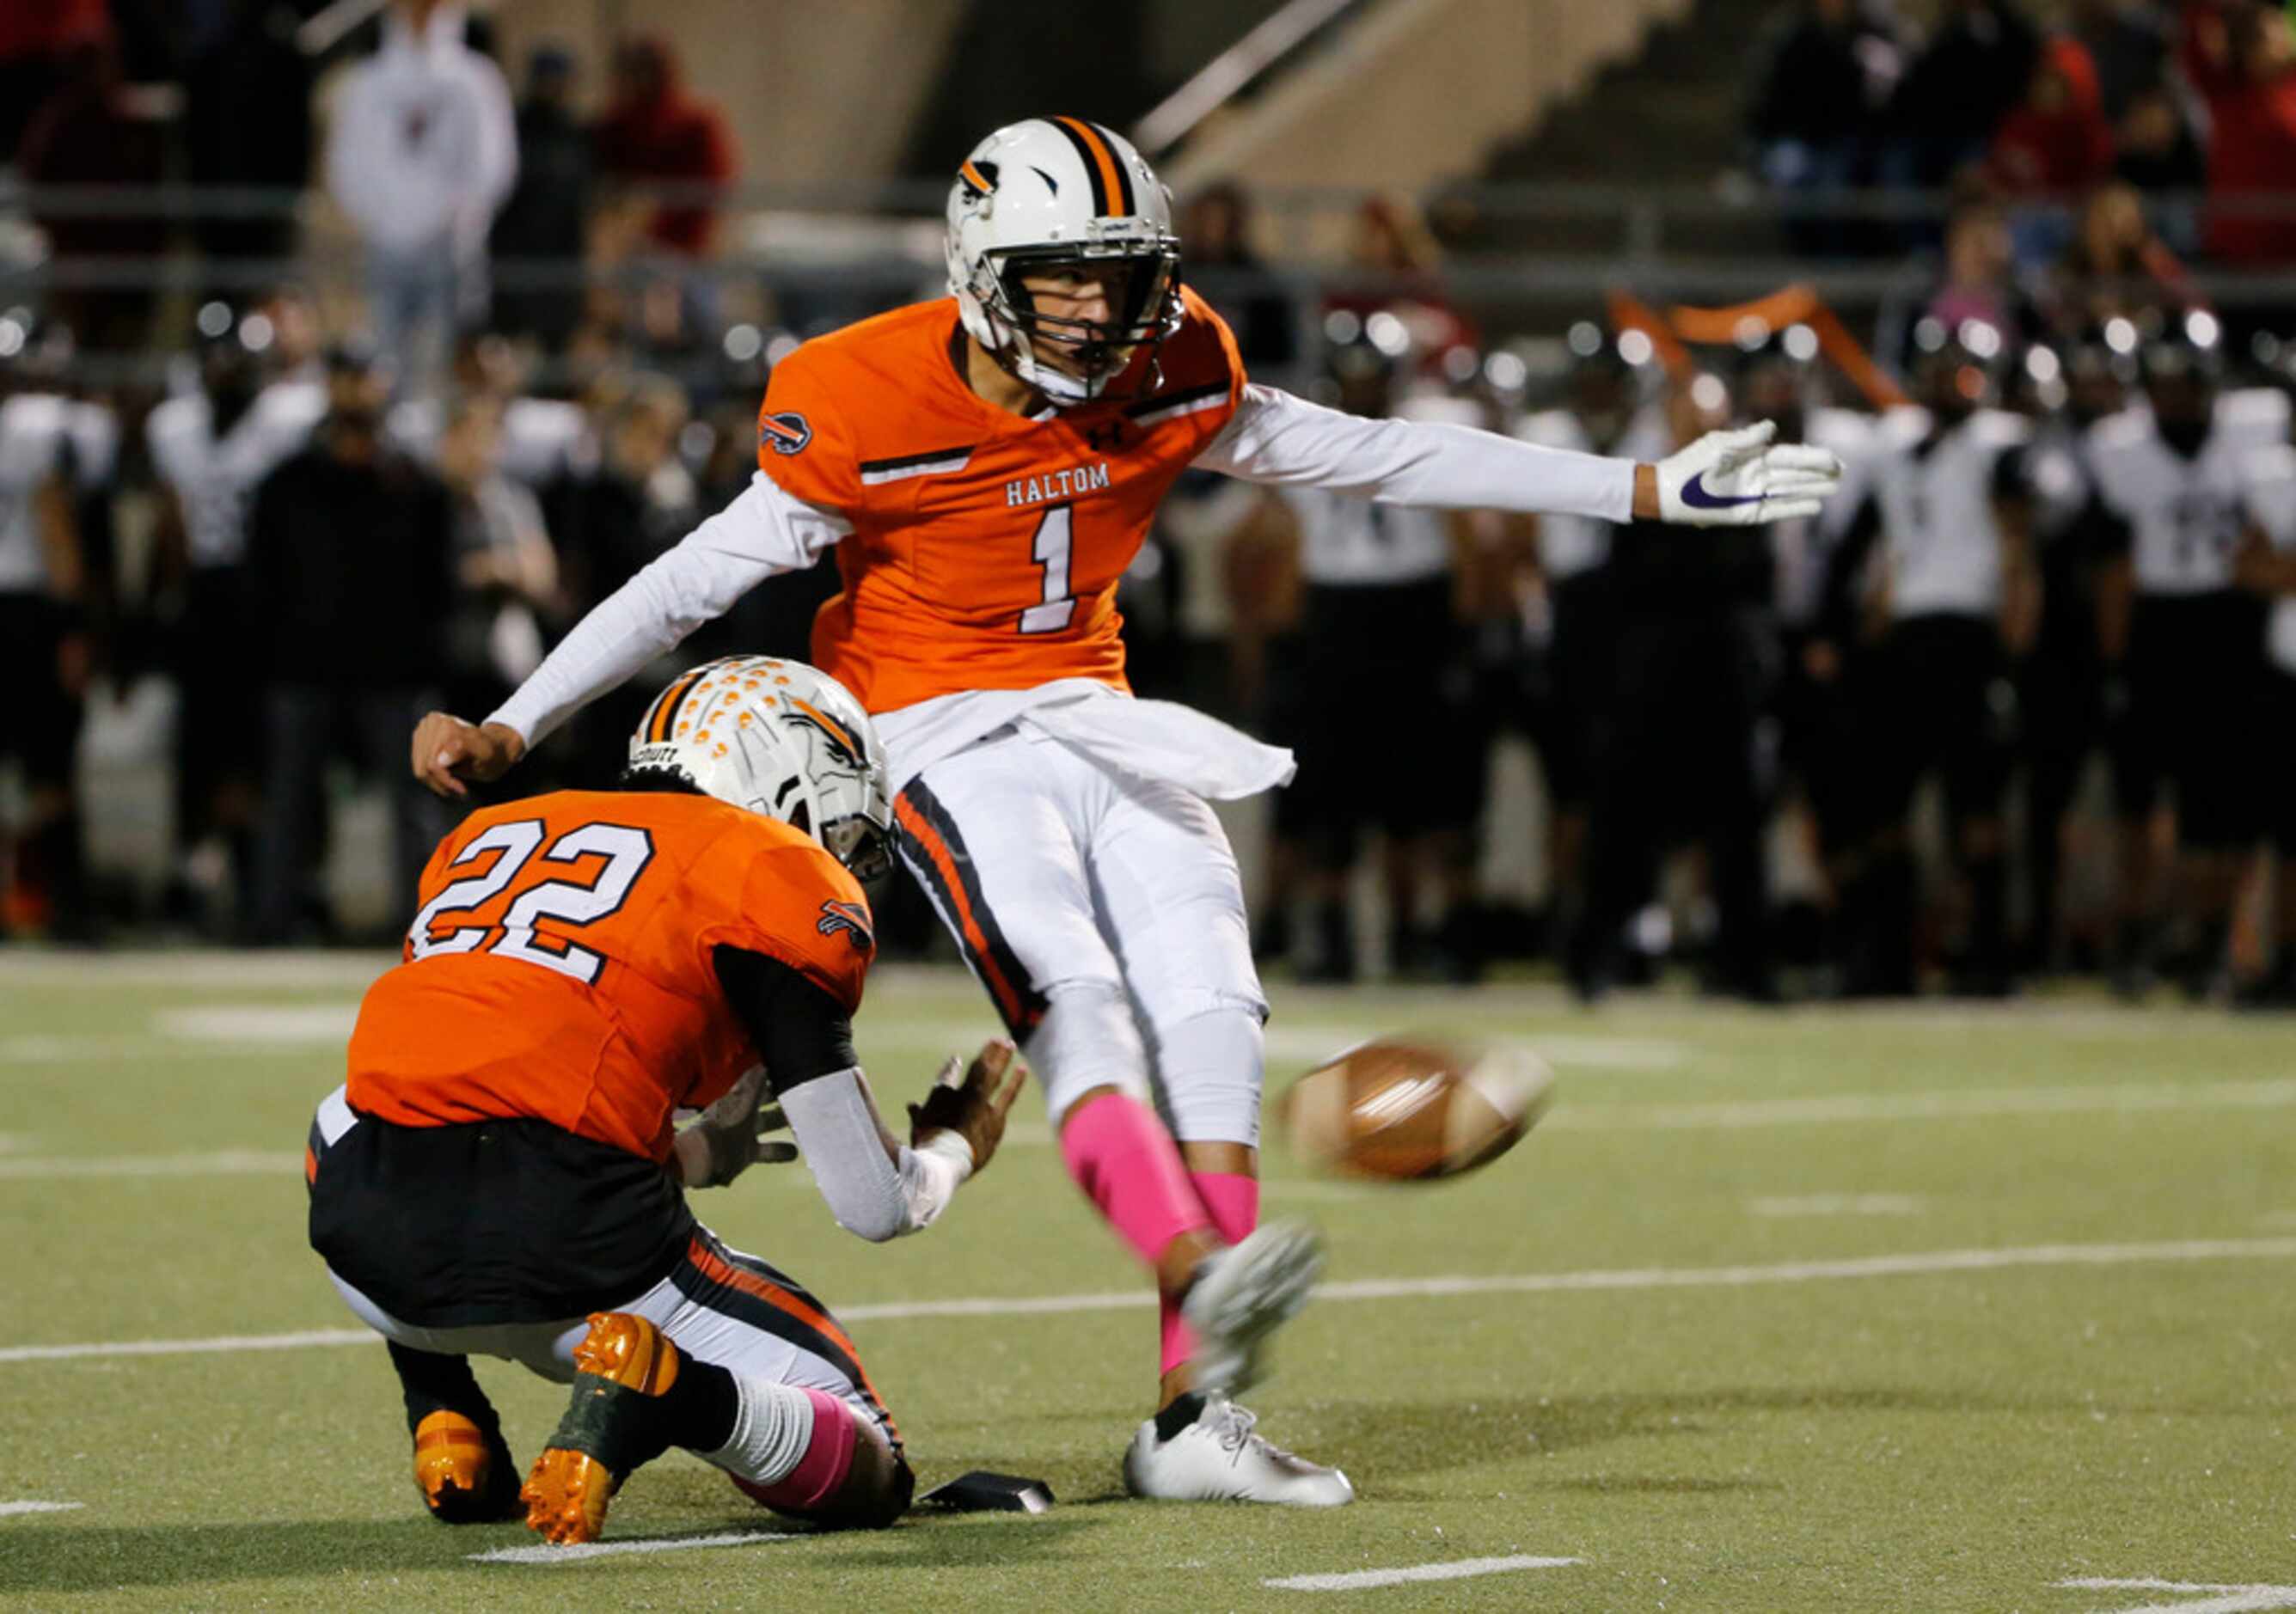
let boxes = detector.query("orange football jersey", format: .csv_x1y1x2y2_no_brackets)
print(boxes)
347,791,873,1165
754,286,1246,713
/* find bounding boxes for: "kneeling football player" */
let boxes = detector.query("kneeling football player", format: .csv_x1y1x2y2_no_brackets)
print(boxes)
308,657,1025,1542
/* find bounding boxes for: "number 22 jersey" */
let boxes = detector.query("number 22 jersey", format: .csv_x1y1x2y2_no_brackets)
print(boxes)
346,791,872,1165
754,287,1246,714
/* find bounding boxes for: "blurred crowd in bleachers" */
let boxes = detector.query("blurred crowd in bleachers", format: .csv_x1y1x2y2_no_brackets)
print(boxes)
3,0,2296,1012
1748,0,2296,273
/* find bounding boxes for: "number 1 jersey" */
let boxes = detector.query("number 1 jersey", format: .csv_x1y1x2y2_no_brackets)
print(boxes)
755,288,1246,714
346,791,872,1165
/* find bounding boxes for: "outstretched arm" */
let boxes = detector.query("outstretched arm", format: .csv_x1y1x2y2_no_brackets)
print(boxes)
705,946,1024,1240
1194,385,1840,529
411,473,848,797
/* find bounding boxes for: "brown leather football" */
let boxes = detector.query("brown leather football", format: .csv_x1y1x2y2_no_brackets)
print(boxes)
1277,1040,1555,1181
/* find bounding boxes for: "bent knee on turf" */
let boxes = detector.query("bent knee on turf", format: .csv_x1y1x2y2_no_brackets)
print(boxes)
736,1423,911,1531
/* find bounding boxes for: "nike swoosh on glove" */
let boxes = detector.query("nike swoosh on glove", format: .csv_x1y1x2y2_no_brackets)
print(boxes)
1656,419,1844,528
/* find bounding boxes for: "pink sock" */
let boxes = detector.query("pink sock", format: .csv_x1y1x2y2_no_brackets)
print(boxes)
1059,1091,1215,1377
1165,1174,1259,1375
1191,1171,1259,1245
729,1387,855,1512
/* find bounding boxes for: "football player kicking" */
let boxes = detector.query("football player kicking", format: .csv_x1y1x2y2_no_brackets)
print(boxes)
410,118,1844,1504
314,657,1053,1543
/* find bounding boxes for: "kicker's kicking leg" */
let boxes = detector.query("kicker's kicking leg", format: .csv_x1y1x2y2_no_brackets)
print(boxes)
1096,785,1352,1507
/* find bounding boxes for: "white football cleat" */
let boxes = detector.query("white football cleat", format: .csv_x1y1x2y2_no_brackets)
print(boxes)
1124,1394,1354,1507
1181,1221,1322,1395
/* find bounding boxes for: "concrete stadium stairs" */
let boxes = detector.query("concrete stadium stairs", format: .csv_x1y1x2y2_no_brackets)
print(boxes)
1476,0,1790,257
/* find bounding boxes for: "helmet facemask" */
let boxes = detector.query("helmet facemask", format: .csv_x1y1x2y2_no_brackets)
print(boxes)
971,240,1183,406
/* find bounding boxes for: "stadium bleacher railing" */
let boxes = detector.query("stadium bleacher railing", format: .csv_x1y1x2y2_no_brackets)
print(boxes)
5,178,2295,386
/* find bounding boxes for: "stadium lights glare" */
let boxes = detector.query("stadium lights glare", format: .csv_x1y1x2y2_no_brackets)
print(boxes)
722,324,764,364
1323,309,1363,346
1364,311,1411,357
1783,324,1820,363
1617,329,1655,367
1566,321,1603,358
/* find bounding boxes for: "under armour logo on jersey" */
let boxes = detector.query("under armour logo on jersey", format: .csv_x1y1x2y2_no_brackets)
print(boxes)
759,413,812,456
1084,420,1130,454
817,900,873,953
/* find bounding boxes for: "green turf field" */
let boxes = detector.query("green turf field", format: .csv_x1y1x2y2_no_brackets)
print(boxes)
2,952,2293,1611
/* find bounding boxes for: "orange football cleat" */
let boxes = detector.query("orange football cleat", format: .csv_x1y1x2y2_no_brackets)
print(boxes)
413,1409,522,1523
521,1313,683,1544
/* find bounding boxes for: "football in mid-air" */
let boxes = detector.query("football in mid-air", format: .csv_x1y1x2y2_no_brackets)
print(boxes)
1277,1040,1555,1181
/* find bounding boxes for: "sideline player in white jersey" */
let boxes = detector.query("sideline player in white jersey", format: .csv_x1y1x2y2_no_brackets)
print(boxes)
2086,325,2287,996
2233,442,2296,1005
408,115,1844,1504
2013,334,2133,974
147,303,328,924
0,314,112,938
1511,339,1675,948
1257,322,1490,983
1821,325,2037,994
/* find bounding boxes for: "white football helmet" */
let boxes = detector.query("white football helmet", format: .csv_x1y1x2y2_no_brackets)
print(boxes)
945,116,1183,407
627,657,892,881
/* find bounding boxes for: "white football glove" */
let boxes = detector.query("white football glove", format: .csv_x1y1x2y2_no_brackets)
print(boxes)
674,1065,800,1189
1655,419,1843,528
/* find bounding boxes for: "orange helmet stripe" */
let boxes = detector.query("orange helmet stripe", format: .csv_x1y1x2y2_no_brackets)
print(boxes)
646,668,709,744
958,159,995,194
1052,116,1133,217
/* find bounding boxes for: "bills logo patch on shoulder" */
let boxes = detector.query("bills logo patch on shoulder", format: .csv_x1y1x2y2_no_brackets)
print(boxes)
760,413,812,456
817,899,873,953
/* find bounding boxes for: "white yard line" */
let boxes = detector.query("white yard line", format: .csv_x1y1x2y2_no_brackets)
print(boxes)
1554,1078,2296,1131
469,1529,794,1565
152,1005,358,1043
1260,1026,1687,1071
16,1076,2296,1186
2056,1579,2296,1613
10,1237,2294,1364
0,1329,375,1363
0,1150,302,1181
0,1501,83,1518
1747,1194,1928,1218
1264,1554,1582,1592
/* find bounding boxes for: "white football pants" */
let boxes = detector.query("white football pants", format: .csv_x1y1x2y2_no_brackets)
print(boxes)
891,724,1268,1146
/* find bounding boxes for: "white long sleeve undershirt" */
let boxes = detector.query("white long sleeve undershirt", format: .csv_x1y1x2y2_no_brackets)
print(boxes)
487,473,849,745
486,385,1638,747
777,1068,969,1241
1194,384,1638,521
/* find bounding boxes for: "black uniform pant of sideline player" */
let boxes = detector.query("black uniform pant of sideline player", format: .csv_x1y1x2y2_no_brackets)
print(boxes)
1272,578,1484,856
2273,668,2296,859
250,684,454,941
2109,591,2269,853
1834,614,2016,992
2017,625,2105,968
0,590,89,929
1574,609,1771,994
